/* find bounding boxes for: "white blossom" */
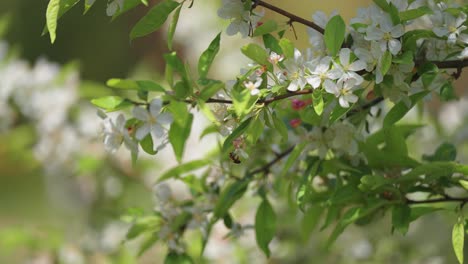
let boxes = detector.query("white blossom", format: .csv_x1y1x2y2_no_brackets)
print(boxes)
243,77,262,96
335,48,366,84
324,78,359,108
106,0,124,16
133,99,173,150
283,49,308,91
217,0,263,37
101,114,138,154
365,15,404,55
433,12,467,44
306,56,342,89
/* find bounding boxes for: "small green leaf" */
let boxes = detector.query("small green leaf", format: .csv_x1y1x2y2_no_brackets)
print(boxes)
392,204,411,235
423,142,457,162
241,43,269,65
373,0,390,12
214,180,249,218
380,50,392,76
130,0,180,40
164,252,194,264
324,15,346,57
91,96,133,111
158,159,211,182
383,91,429,128
279,38,294,58
453,219,465,264
167,3,182,50
312,89,324,115
45,0,80,43
459,180,468,191
263,34,282,54
222,118,252,153
255,199,276,257
198,33,221,79
46,0,60,43
106,79,166,92
253,20,278,37
272,113,288,141
169,113,193,162
140,134,158,155
400,6,432,22
280,143,306,177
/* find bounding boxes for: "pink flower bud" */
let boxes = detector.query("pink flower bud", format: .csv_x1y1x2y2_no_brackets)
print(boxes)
290,118,302,128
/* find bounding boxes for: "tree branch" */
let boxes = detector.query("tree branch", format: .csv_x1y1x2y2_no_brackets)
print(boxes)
253,0,325,34
406,196,468,205
249,145,295,176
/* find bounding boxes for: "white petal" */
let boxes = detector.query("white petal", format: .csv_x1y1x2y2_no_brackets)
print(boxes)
327,68,344,80
150,99,163,117
339,97,350,108
133,106,149,121
287,81,299,91
136,123,150,140
306,76,322,88
151,123,165,138
433,27,448,37
348,60,367,71
158,112,173,125
340,48,351,65
323,80,339,96
365,27,384,40
390,24,404,38
388,39,401,55
345,93,358,103
251,89,260,96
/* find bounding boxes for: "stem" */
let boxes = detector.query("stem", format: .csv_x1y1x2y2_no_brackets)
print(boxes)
254,0,325,34
406,196,468,205
249,145,295,176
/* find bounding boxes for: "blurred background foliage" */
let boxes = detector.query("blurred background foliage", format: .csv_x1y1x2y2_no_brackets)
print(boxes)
0,0,467,263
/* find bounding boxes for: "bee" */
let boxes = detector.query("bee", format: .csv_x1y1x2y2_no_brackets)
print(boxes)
229,152,241,164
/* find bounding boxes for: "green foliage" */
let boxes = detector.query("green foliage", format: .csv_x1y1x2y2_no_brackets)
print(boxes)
324,15,345,56
452,218,465,264
198,33,221,79
130,0,180,40
255,199,277,257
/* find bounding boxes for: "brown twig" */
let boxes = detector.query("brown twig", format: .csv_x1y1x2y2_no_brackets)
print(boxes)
253,0,325,34
249,145,295,176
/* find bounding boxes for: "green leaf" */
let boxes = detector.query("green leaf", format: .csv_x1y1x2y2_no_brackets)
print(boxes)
46,0,60,43
383,91,429,128
232,89,257,118
263,34,282,54
164,252,194,264
198,33,221,79
164,52,187,77
214,180,249,218
402,29,436,51
280,143,306,177
169,113,193,162
301,206,324,240
253,20,278,37
241,43,269,65
312,89,324,115
423,142,457,162
45,0,81,43
222,118,252,154
255,199,276,257
130,0,180,40
392,204,411,235
453,219,465,264
140,134,158,155
198,80,224,101
272,113,288,141
106,79,166,92
400,6,432,22
279,38,294,58
459,180,468,191
324,15,346,57
167,3,182,50
91,96,133,111
247,116,265,144
373,0,390,12
126,216,161,240
158,159,211,182
384,126,408,157
380,50,392,76
84,0,96,14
